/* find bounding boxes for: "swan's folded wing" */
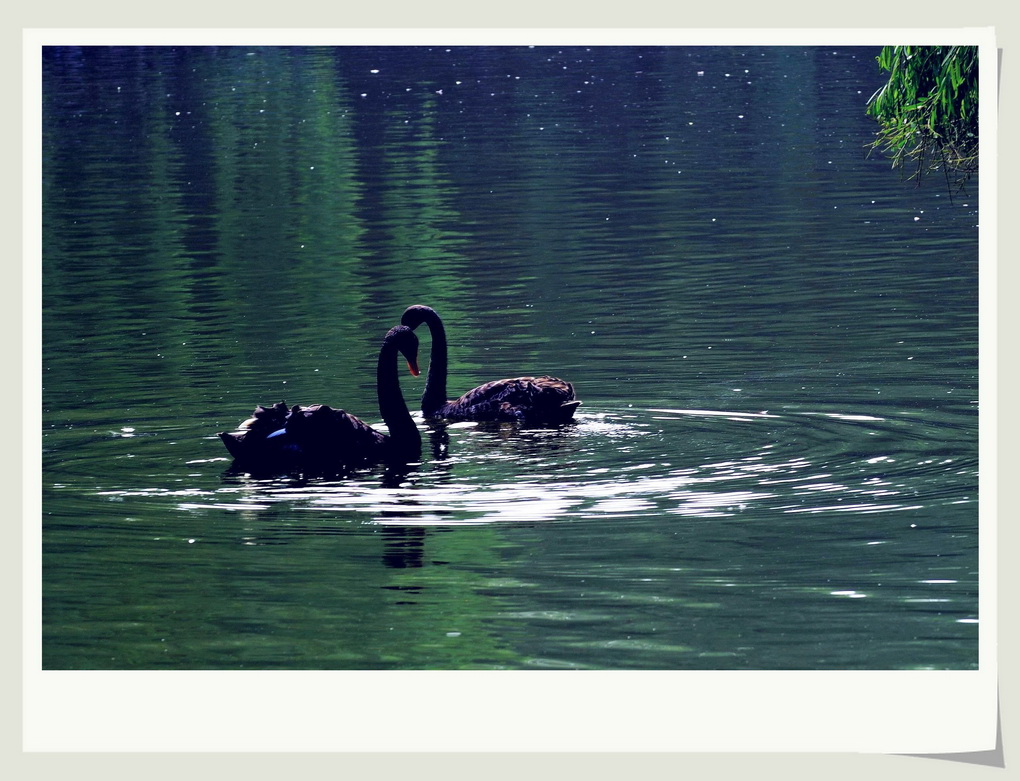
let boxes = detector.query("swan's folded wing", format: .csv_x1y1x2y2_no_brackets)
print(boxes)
439,375,579,424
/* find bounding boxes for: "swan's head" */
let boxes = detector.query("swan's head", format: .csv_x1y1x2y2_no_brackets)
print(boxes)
386,324,421,377
400,304,438,331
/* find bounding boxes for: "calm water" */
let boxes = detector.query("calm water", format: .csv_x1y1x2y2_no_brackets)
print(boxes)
40,46,979,669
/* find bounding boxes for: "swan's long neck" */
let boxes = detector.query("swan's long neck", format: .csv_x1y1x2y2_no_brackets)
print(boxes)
420,310,449,415
378,339,421,453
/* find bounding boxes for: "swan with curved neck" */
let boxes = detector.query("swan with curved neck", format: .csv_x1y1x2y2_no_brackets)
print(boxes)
400,305,579,425
218,325,422,470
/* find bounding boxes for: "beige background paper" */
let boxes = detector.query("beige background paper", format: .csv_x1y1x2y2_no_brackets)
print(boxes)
7,2,1012,776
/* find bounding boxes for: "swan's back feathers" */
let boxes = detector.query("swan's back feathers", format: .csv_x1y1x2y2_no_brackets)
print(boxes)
242,401,290,433
218,401,387,469
280,403,387,463
217,401,290,462
436,375,579,425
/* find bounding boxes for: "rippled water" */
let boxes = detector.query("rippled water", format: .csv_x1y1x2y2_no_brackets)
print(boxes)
40,45,979,670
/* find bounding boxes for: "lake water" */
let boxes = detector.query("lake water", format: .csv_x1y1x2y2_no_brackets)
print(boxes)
39,45,979,670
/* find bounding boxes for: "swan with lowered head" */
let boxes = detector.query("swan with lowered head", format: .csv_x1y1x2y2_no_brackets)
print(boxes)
400,304,579,426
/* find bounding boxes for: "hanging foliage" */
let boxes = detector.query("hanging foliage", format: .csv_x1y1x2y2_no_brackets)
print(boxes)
865,45,978,189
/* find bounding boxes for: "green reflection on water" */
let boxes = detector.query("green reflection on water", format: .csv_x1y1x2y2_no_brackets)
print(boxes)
41,46,978,670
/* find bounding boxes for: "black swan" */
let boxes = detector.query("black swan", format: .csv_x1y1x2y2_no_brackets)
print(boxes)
218,325,422,470
400,304,580,425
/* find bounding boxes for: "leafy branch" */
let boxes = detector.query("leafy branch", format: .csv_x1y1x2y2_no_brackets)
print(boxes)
865,45,978,190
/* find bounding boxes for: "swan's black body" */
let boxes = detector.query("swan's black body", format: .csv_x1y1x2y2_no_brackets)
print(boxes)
400,304,579,425
218,325,422,471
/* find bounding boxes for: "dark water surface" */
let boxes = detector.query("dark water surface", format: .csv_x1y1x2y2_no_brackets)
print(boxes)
41,46,979,669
